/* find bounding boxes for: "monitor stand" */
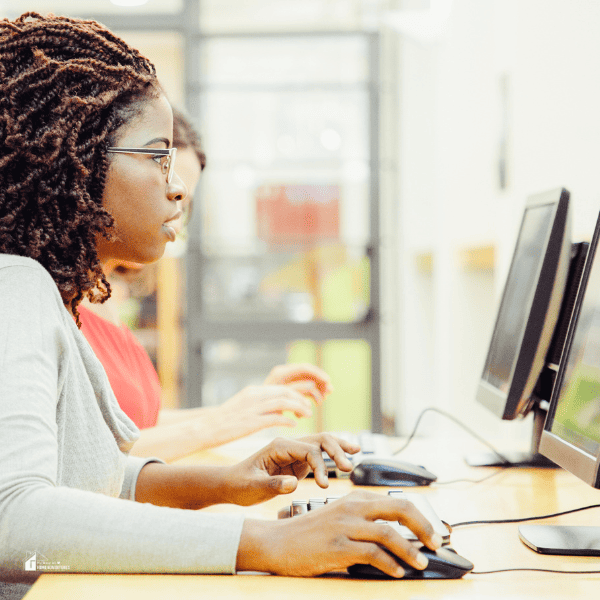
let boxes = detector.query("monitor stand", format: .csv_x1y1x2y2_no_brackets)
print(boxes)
519,525,600,556
465,404,557,468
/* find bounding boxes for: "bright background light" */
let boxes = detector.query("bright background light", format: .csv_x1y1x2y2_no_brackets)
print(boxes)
110,0,149,7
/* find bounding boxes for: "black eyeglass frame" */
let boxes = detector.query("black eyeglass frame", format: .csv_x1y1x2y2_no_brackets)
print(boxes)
107,147,177,184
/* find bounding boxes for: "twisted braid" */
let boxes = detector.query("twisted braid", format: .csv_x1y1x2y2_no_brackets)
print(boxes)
0,12,160,325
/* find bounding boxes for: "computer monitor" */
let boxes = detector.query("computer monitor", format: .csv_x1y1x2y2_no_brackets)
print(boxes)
519,212,600,555
468,188,574,467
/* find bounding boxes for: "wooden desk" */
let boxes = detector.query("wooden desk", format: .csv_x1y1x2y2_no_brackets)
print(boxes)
25,435,600,599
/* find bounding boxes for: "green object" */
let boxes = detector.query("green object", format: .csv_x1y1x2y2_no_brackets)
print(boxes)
322,339,371,432
286,339,371,434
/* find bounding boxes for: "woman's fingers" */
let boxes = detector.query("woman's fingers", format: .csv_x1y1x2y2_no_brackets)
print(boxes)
299,432,360,454
317,434,355,473
353,494,442,551
345,540,408,578
287,380,325,405
261,437,330,487
279,433,357,485
252,434,360,490
298,433,360,471
265,363,334,396
247,386,314,418
346,521,430,575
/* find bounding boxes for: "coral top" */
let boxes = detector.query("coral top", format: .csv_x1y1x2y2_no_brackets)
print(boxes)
78,304,161,429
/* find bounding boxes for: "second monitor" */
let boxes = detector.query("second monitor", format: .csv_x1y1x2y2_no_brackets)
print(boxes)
468,187,582,467
520,210,600,555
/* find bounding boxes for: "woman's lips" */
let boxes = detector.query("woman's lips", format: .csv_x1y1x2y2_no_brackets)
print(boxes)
162,223,177,241
162,210,183,241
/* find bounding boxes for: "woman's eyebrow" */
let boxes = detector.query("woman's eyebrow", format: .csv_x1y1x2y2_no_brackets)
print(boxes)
143,137,171,148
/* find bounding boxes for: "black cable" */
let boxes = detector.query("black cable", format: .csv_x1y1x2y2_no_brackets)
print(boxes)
450,503,600,529
394,406,512,465
392,410,600,576
435,467,510,486
472,568,600,575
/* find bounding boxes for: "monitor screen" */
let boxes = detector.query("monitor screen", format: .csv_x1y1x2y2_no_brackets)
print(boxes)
481,204,554,394
540,213,600,489
476,188,571,421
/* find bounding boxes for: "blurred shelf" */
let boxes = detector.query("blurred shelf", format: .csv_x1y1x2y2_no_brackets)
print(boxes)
458,244,495,272
189,318,375,343
413,245,495,275
415,251,433,274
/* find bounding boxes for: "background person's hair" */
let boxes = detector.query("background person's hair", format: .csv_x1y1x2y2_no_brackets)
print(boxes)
0,12,159,324
173,108,206,172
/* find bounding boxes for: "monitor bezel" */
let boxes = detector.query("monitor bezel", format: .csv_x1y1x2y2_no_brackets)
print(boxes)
539,212,600,489
476,188,571,420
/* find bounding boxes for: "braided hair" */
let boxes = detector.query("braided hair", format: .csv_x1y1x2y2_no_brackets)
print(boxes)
0,12,160,324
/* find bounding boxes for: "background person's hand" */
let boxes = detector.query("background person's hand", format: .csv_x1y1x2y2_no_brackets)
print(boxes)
224,433,360,506
202,363,334,447
214,383,314,436
236,490,444,577
263,363,334,405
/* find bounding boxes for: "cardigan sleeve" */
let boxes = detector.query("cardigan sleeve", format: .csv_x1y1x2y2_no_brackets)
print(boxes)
0,259,244,586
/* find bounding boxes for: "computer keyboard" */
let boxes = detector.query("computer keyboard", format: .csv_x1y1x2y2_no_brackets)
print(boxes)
278,490,451,544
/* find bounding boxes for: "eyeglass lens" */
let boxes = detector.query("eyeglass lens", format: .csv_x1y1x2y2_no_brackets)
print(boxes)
166,148,176,184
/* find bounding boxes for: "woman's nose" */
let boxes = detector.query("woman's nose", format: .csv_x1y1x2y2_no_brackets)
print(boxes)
168,171,188,203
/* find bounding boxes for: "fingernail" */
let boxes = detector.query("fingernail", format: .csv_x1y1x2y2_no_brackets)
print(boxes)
431,533,443,548
416,552,429,569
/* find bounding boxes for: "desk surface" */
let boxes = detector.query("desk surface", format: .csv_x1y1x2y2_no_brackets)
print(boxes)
25,435,600,600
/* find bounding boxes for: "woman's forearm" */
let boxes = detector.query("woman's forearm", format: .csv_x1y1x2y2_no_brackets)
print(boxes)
135,462,234,509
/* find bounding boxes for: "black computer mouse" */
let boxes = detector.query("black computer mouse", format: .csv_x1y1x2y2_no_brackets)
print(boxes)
350,457,437,487
347,546,474,579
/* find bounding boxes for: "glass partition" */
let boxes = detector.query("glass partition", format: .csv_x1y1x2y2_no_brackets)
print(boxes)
186,31,382,432
0,0,184,17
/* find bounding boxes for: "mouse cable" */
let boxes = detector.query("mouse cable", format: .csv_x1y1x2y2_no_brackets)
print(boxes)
449,503,600,529
471,567,600,575
393,406,511,465
434,467,511,486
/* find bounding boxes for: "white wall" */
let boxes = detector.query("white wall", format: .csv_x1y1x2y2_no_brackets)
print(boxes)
394,0,600,447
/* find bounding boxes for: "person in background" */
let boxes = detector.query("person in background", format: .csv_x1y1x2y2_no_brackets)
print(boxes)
78,108,332,462
0,13,441,600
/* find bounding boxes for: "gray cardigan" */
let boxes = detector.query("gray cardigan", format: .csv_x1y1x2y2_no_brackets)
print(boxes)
0,255,244,598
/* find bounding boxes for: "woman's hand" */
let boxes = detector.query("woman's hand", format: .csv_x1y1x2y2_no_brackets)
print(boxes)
142,366,334,462
200,363,334,446
224,433,360,506
236,490,444,577
263,363,334,405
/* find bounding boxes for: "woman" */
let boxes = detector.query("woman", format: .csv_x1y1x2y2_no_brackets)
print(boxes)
78,108,333,461
0,13,440,600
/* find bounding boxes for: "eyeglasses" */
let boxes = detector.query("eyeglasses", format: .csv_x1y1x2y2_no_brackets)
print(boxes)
107,147,177,184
